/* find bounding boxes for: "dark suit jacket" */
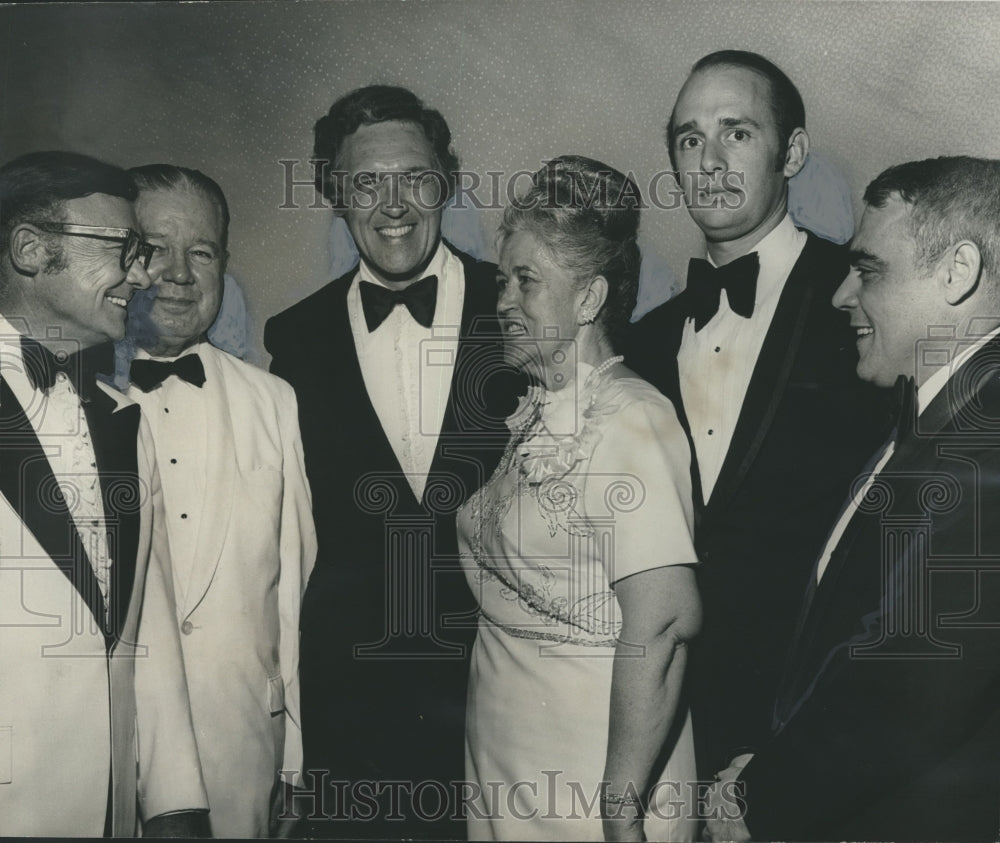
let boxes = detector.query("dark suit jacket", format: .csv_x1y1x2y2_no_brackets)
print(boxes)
625,231,892,775
264,244,515,833
740,337,1000,841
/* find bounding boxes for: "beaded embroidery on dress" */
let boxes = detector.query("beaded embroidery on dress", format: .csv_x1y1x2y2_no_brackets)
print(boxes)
465,360,635,644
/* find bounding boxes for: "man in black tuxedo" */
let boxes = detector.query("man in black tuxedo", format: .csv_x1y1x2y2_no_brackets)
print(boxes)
626,51,890,780
705,156,1000,841
265,86,512,839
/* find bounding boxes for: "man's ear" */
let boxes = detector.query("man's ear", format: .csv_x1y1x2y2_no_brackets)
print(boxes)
782,128,809,179
942,240,982,306
8,224,49,277
579,275,609,325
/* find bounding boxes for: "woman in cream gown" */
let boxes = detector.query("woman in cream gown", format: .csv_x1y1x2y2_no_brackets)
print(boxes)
457,156,700,842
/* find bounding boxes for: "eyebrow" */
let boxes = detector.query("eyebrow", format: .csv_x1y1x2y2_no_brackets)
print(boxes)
143,232,220,250
671,115,765,138
719,116,764,130
848,248,886,269
672,120,697,138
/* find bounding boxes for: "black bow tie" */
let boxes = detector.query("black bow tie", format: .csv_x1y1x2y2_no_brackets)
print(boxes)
359,275,438,332
21,335,89,396
686,252,760,331
130,354,206,392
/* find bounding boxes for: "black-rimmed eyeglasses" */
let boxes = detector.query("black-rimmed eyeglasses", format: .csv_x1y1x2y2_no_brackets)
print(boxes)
29,222,155,271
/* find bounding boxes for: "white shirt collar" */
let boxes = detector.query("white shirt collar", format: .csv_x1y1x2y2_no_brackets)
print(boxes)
917,323,1000,415
0,312,28,356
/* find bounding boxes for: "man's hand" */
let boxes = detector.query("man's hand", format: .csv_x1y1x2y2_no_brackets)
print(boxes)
702,754,752,842
143,809,211,838
703,804,750,843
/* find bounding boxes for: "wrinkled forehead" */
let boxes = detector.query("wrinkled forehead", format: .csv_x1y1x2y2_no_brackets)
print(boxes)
135,185,225,242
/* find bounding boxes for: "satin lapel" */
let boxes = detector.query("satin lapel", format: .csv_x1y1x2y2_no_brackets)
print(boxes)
659,296,705,517
333,271,422,507
424,255,502,507
179,347,236,617
0,377,109,637
705,247,815,521
658,295,688,408
83,383,142,643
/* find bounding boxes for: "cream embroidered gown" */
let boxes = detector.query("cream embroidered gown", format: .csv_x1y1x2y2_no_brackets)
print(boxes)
457,364,699,841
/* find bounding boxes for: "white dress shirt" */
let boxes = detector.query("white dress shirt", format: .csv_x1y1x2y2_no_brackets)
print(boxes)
815,324,1000,583
348,242,465,501
678,215,807,502
0,314,112,615
128,344,208,602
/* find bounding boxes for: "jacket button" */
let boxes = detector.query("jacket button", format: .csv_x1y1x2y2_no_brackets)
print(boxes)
181,620,194,635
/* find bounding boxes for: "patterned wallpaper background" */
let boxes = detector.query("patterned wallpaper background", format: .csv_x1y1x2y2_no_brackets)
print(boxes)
2,0,999,361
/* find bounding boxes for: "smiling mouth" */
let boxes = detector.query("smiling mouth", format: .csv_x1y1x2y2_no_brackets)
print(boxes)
855,326,874,338
378,224,416,238
106,295,129,308
502,320,528,337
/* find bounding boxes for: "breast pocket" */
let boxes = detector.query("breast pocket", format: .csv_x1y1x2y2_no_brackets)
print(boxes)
268,674,285,716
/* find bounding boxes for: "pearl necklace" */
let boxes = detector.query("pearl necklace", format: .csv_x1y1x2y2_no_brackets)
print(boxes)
590,354,624,379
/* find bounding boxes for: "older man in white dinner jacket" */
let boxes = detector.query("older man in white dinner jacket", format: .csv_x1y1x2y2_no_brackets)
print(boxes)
123,163,316,837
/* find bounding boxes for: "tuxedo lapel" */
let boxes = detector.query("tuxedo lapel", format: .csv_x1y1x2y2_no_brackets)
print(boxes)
0,377,111,640
706,241,817,520
424,257,501,506
179,347,236,616
774,501,870,728
428,246,524,514
659,298,688,406
773,342,1000,727
332,270,423,507
83,382,142,643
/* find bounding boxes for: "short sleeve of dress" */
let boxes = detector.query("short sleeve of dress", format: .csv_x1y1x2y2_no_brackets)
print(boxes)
582,379,697,584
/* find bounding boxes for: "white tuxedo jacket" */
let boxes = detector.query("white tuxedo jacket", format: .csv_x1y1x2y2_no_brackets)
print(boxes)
129,343,316,837
0,379,208,836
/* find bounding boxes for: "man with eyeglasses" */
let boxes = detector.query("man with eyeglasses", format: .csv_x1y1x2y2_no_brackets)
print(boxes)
0,151,209,837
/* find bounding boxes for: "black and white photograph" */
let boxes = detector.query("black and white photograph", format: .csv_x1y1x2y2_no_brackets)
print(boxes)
2,1,1000,840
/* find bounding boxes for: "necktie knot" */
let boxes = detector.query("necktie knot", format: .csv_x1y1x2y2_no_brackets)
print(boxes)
686,252,760,331
130,353,206,392
359,275,438,332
